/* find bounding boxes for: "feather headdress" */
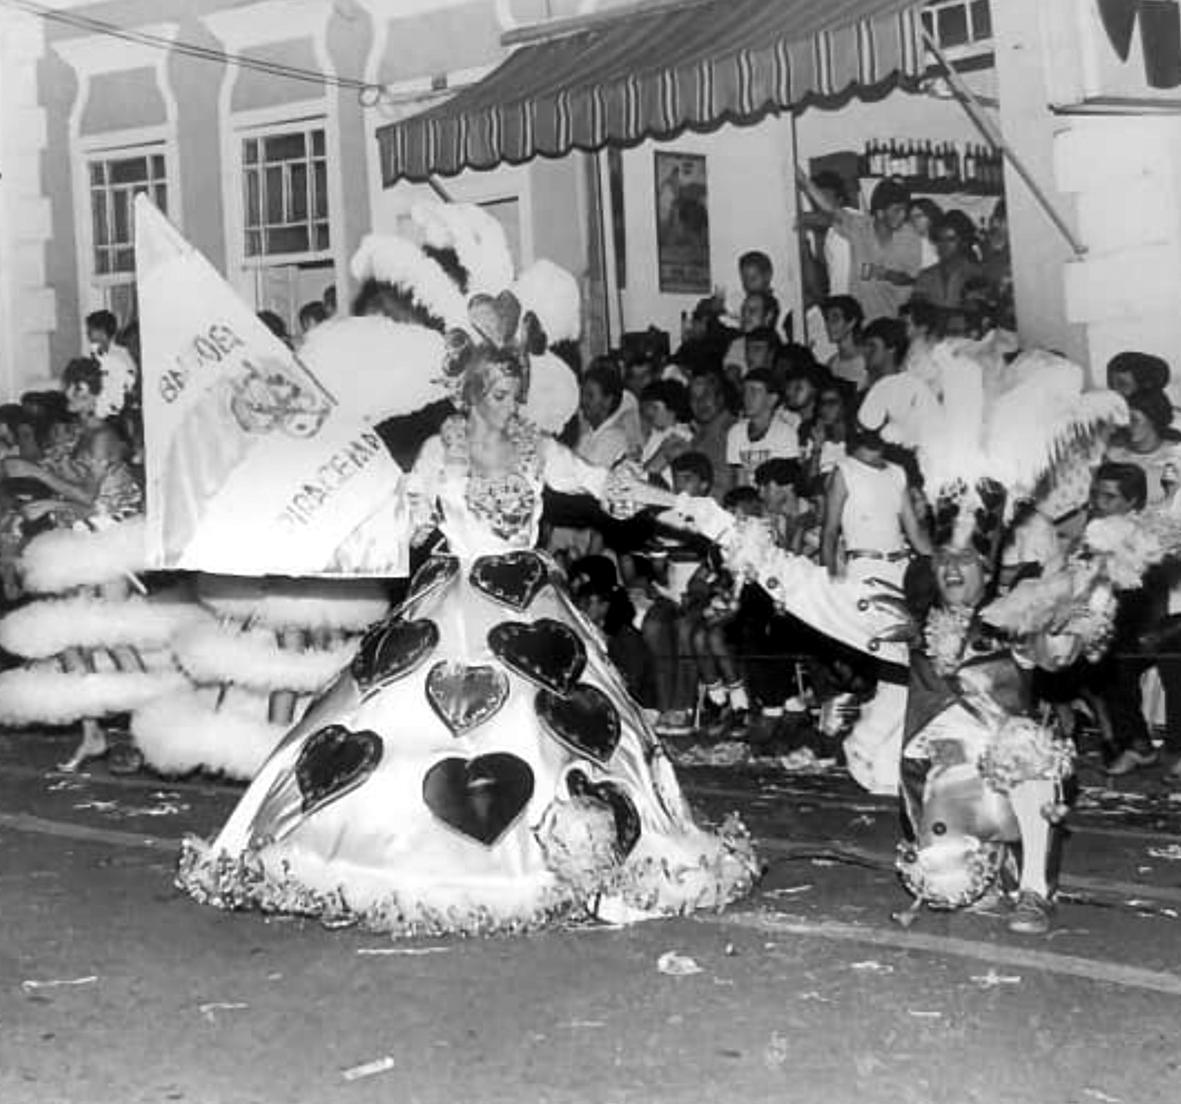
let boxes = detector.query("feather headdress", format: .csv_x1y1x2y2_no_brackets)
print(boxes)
315,202,580,434
867,336,1128,552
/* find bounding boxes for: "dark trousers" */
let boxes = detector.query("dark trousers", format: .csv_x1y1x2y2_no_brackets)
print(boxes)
1099,654,1181,756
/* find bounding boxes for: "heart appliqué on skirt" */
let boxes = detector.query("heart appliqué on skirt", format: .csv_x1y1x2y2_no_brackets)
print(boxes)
422,753,535,846
567,769,641,858
425,662,509,736
406,554,459,609
536,683,621,765
295,725,383,816
487,619,586,696
351,617,439,697
469,551,548,611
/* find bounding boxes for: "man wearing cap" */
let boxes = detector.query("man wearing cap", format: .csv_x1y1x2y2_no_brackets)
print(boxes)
797,171,924,322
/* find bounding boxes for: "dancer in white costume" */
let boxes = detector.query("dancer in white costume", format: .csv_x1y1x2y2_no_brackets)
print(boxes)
178,210,757,935
0,518,200,769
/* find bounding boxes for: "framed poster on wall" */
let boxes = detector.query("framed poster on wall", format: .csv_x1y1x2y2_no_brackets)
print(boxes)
654,151,710,294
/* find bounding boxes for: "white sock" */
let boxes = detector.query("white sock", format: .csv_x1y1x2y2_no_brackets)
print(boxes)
727,683,750,711
706,682,727,705
762,706,784,719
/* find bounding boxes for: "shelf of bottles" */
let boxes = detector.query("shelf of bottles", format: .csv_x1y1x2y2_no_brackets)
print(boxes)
859,139,1004,196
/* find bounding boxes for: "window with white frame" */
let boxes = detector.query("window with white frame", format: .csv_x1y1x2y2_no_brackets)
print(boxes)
89,147,168,277
242,124,330,260
922,0,992,53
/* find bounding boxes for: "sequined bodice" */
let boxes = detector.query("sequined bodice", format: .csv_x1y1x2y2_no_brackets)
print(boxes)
463,470,539,547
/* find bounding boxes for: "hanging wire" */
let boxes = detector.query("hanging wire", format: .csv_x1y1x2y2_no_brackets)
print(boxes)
1,0,379,95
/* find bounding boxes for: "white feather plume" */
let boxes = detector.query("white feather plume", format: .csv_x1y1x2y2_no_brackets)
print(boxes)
173,620,355,692
299,315,449,421
0,595,208,659
411,202,515,296
0,667,187,726
132,687,286,780
195,575,389,631
513,259,582,344
350,233,470,330
523,350,580,434
21,517,147,593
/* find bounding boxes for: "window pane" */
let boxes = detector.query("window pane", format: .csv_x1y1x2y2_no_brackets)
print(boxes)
110,157,148,185
151,154,165,177
290,162,308,222
264,132,305,162
266,226,310,254
95,248,111,276
92,195,109,247
314,223,330,251
245,171,260,227
937,5,969,47
154,183,168,212
112,190,130,243
971,0,992,40
265,166,284,223
243,138,258,165
311,129,325,156
313,161,327,219
113,247,135,272
90,163,105,186
245,230,261,257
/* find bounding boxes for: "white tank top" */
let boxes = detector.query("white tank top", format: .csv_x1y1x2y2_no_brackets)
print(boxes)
839,457,907,553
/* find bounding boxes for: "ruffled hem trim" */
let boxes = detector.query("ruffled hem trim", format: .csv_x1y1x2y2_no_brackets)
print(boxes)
175,815,758,937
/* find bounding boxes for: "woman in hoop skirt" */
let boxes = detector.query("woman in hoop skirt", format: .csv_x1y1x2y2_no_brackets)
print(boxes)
178,291,756,936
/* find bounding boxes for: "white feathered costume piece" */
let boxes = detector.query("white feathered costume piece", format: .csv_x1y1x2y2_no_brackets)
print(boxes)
0,519,198,727
865,337,1128,548
131,575,389,781
339,201,582,435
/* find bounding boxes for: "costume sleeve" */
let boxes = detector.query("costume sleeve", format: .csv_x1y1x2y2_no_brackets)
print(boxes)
406,435,446,529
540,437,611,499
666,498,911,664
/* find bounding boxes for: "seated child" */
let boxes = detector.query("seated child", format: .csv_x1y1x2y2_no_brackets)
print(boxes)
569,555,658,709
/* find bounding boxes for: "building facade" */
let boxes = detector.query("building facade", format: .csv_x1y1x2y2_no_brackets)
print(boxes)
13,0,1154,399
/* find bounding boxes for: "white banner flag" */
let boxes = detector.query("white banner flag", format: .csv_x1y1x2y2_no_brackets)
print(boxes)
135,196,407,576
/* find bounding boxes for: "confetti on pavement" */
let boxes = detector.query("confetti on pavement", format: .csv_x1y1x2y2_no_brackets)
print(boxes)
341,1056,396,1082
356,946,450,956
970,969,1022,989
850,961,895,975
199,1002,248,1023
22,975,98,993
657,951,703,976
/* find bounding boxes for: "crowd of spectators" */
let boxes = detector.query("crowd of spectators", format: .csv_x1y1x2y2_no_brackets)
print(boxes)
543,176,1181,789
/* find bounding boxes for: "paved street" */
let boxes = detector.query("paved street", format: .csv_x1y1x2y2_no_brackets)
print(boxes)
2,728,1180,1104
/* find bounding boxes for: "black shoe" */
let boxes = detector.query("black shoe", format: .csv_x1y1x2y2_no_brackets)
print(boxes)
698,697,731,737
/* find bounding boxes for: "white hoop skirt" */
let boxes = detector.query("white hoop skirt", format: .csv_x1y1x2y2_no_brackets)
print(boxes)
178,551,758,935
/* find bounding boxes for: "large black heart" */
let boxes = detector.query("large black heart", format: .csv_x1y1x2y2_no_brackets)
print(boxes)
1097,0,1138,60
422,753,534,846
295,724,383,816
470,551,548,611
488,619,586,696
536,683,621,765
426,661,509,736
407,554,459,608
567,769,641,858
351,617,438,697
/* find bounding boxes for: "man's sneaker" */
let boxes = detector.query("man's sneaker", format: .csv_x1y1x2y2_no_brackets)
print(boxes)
1107,747,1159,776
698,696,731,738
1007,891,1054,935
655,709,694,738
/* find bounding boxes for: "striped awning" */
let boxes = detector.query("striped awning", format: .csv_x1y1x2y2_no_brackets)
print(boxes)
378,0,923,184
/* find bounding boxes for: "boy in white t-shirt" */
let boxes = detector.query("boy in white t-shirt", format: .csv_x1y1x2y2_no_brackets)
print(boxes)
726,368,799,488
